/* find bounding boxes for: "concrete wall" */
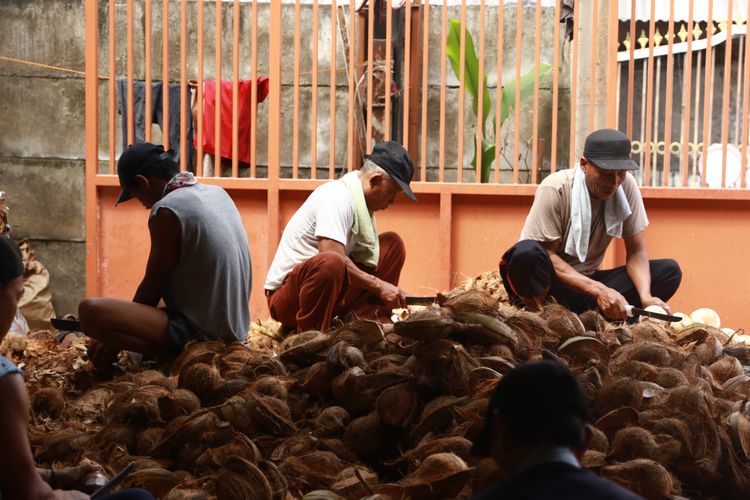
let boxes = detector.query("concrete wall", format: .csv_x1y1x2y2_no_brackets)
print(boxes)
0,0,86,316
0,0,567,316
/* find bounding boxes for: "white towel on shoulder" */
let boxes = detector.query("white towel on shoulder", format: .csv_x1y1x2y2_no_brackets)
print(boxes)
341,171,379,267
564,166,632,263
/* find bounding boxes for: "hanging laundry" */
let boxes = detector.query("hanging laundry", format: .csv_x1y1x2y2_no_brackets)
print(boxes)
198,78,270,164
117,79,194,169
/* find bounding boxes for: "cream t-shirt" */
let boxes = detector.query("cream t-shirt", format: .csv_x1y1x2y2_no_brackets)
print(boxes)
264,181,356,290
520,169,649,275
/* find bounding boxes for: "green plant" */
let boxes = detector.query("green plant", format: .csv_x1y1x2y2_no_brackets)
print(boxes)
446,19,551,182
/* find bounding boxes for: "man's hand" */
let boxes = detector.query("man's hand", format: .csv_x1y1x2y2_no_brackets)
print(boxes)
50,464,100,492
595,285,629,320
640,295,672,314
375,280,406,309
86,340,119,371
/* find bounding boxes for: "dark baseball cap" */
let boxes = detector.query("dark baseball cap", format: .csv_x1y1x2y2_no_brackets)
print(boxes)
115,143,173,205
0,237,24,283
499,240,554,299
583,129,638,170
365,141,417,201
472,360,589,457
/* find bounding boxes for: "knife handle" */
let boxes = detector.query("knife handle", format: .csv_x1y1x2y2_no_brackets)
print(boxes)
625,304,635,318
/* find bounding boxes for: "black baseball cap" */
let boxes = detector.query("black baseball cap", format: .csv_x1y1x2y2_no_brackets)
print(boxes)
499,240,554,299
0,237,24,283
365,141,417,201
472,360,589,457
583,129,638,170
115,143,174,205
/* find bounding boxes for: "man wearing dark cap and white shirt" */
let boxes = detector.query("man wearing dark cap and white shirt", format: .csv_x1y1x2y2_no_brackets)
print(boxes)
265,141,417,333
499,129,681,319
78,142,251,371
471,360,642,500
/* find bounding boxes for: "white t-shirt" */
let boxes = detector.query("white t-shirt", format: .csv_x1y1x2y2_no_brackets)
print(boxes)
264,181,356,290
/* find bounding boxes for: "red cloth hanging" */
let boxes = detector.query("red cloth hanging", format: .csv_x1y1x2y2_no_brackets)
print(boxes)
198,78,270,163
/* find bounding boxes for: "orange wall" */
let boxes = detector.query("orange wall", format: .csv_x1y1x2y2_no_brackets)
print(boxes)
94,185,750,331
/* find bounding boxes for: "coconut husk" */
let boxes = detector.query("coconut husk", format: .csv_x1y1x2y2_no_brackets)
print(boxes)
578,310,608,334
413,340,478,395
477,356,516,374
106,385,170,426
595,377,643,416
257,459,289,500
215,456,274,500
376,383,419,428
215,377,251,402
468,366,501,394
408,395,468,446
178,363,224,405
724,346,750,364
197,432,261,470
87,425,138,454
331,466,379,498
708,356,744,384
327,341,365,373
269,434,316,462
727,411,750,462
137,427,166,455
331,366,374,413
298,361,334,396
301,491,346,500
613,341,683,368
121,468,182,498
152,411,222,456
279,451,347,491
630,322,673,343
31,387,65,418
239,355,288,378
608,426,659,461
216,348,257,378
673,324,711,345
541,305,587,342
601,459,674,498
313,406,351,438
453,398,488,441
316,438,359,464
694,336,724,365
243,391,297,435
440,289,499,315
280,331,332,365
392,436,474,471
594,406,640,437
452,312,519,347
171,341,225,373
723,374,750,399
158,389,202,421
65,387,112,422
505,311,555,346
589,426,609,452
344,413,400,462
396,452,473,500
557,336,609,365
163,489,210,500
248,375,291,401
393,308,456,342
330,319,385,350
132,369,176,390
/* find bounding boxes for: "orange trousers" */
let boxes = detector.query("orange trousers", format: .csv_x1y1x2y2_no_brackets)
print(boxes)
266,232,406,332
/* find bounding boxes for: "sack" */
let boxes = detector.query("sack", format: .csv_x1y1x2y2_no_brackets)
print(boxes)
17,239,55,330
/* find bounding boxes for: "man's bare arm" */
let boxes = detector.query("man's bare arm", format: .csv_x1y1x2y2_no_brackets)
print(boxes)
624,231,670,312
317,237,405,309
133,208,181,306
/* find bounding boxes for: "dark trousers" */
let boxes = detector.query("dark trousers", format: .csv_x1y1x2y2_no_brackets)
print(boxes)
117,79,194,169
500,240,682,314
267,232,406,332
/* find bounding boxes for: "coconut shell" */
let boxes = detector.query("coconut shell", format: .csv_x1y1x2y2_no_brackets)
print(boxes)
197,432,261,469
217,348,257,378
106,385,170,426
594,407,640,437
257,459,289,500
269,434,316,462
31,387,65,418
137,427,166,455
453,312,519,347
330,319,385,350
400,436,474,468
331,466,379,498
327,341,366,373
344,413,400,462
694,336,724,365
601,459,674,498
398,452,473,500
376,383,419,428
557,336,609,365
414,339,478,395
578,310,608,334
630,321,673,343
581,450,607,470
409,395,468,446
280,330,332,365
239,355,289,378
723,374,750,399
215,456,274,500
152,411,222,456
279,451,347,491
298,361,334,396
313,406,351,437
65,387,112,422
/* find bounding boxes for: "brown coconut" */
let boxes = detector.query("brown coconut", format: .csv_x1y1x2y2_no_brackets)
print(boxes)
326,340,366,373
596,377,643,416
171,341,225,373
331,466,379,499
250,376,292,400
121,468,181,498
630,322,673,343
163,489,210,500
137,427,165,455
215,456,274,500
313,406,351,437
133,369,175,389
414,339,479,395
239,355,288,378
600,459,674,498
178,363,224,405
258,459,289,500
344,412,400,462
694,336,724,365
31,388,65,418
393,309,456,342
196,432,261,469
376,383,419,428
578,310,608,334
106,385,170,426
539,304,586,339
440,289,499,315
65,387,112,421
217,347,256,378
279,451,347,492
709,356,744,384
298,361,334,396
608,426,659,461
280,330,332,365
397,452,473,500
158,389,201,421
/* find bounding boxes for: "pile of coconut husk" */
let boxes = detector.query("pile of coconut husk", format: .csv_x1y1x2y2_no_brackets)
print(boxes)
3,275,750,499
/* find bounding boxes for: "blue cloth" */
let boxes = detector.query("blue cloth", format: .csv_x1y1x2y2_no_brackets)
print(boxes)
471,461,643,500
0,355,22,379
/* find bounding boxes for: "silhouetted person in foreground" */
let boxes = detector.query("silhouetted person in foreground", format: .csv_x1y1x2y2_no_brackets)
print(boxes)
471,361,642,500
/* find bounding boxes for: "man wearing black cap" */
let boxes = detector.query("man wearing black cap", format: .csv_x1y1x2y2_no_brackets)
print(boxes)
500,129,681,319
471,361,642,500
78,142,251,371
264,141,417,332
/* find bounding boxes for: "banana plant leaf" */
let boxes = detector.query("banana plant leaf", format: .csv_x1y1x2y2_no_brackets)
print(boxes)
469,138,496,183
497,63,552,131
446,19,492,132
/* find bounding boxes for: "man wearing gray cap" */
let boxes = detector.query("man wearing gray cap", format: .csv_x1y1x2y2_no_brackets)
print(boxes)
264,141,417,333
499,129,681,320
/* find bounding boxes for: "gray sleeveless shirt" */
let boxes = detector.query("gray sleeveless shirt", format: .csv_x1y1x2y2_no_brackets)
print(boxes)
151,183,251,343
